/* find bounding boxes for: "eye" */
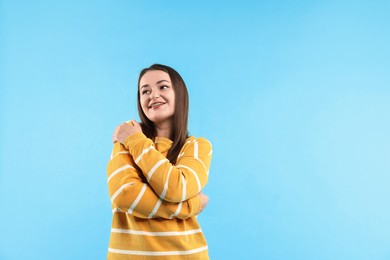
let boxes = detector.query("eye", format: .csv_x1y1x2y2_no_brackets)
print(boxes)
141,89,151,95
160,85,169,90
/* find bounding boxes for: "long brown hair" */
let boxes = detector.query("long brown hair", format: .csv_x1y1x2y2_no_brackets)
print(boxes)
137,64,189,164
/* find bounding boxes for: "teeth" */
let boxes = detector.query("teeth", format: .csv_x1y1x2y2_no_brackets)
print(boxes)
151,102,164,107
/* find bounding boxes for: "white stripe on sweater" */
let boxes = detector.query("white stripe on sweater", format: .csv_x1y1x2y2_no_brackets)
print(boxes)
181,175,187,201
128,184,147,214
176,164,201,193
112,208,124,214
111,182,135,202
111,228,202,236
135,145,154,164
108,246,208,256
147,159,168,181
169,175,186,218
112,151,130,158
194,140,199,159
148,199,162,218
194,157,209,176
107,164,134,183
177,152,185,159
159,166,173,199
169,201,183,219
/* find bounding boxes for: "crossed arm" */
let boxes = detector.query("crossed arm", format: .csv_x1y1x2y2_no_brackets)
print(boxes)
123,132,212,203
108,121,212,219
107,142,202,219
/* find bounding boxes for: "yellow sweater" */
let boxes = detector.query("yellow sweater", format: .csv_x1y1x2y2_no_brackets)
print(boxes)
107,132,212,259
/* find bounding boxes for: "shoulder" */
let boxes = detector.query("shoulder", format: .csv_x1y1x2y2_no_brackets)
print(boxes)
182,136,212,153
186,136,212,145
177,136,213,160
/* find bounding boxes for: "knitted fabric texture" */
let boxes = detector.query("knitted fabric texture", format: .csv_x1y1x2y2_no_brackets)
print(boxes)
107,132,212,259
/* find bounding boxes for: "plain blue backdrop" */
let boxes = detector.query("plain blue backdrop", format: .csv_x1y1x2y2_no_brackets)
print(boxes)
1,0,389,259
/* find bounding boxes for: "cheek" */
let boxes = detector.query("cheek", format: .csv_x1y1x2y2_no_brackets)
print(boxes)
140,98,149,112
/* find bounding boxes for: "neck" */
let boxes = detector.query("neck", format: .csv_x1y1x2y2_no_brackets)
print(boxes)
155,120,172,139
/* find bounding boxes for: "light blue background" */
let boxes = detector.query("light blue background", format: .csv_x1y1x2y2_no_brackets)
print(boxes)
1,1,389,259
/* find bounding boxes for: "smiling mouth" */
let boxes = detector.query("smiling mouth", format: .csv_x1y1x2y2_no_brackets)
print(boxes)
148,102,166,109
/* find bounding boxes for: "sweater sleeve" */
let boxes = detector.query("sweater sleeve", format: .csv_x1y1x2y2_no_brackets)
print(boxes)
107,142,201,219
123,133,212,203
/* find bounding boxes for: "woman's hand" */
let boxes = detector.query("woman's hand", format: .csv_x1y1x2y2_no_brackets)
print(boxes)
198,192,209,213
112,120,142,144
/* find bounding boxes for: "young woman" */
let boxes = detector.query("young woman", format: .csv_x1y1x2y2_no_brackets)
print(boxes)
107,64,213,259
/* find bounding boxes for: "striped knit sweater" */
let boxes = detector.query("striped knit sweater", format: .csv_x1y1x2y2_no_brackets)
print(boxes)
107,132,212,259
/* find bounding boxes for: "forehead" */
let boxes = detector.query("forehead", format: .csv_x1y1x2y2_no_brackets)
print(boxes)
139,70,170,87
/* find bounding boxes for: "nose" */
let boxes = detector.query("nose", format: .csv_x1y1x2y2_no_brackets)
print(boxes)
149,90,161,100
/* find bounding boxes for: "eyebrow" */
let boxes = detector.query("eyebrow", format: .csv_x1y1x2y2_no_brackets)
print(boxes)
140,80,170,89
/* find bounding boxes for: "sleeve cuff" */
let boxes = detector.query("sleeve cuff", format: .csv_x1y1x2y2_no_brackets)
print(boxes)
190,195,202,216
123,132,148,151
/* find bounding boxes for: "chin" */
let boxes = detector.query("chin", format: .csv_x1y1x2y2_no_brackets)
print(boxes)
149,116,173,125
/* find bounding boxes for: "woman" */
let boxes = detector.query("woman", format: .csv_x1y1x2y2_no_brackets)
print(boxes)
107,64,213,259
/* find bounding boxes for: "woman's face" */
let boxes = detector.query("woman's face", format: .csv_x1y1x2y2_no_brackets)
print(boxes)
139,70,176,125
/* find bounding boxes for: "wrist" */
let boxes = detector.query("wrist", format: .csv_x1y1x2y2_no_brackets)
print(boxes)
191,195,202,216
123,132,147,150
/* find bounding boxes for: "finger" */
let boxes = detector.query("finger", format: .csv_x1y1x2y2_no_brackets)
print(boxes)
132,120,140,127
